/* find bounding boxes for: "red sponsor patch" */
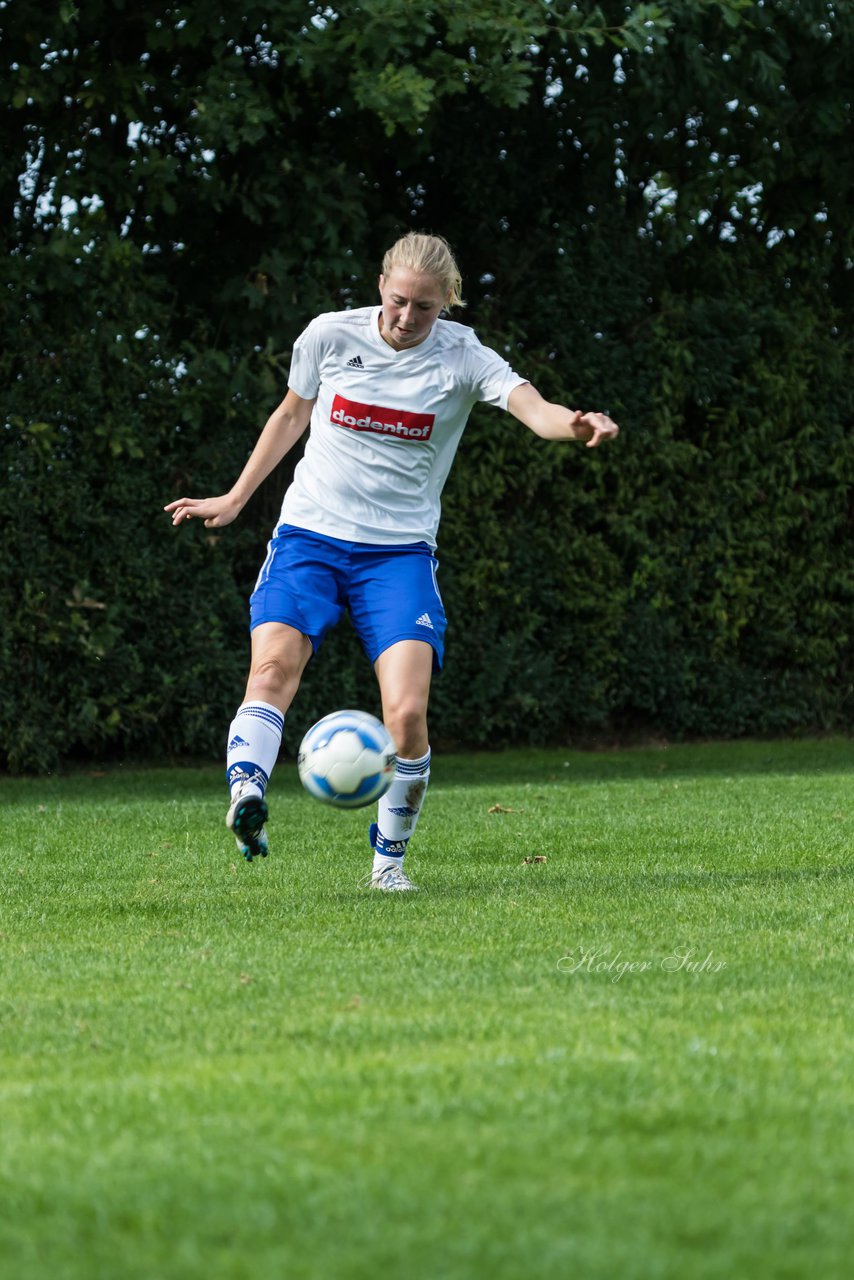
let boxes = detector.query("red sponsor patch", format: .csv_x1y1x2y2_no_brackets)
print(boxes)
330,394,435,442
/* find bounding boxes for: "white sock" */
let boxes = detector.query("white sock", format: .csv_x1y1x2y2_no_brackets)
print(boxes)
372,750,431,869
226,700,284,798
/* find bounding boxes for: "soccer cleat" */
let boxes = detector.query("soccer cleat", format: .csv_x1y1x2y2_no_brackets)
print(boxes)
366,822,417,890
226,785,269,861
368,862,419,892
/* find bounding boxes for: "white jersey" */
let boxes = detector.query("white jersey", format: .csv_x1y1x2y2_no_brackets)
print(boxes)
279,305,526,548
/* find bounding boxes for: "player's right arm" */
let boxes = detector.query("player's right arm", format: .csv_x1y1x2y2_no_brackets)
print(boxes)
164,389,315,528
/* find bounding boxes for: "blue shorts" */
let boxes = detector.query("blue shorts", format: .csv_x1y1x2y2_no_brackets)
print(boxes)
249,525,447,670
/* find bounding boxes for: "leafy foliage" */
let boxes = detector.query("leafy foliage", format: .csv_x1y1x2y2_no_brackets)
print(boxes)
2,1,852,769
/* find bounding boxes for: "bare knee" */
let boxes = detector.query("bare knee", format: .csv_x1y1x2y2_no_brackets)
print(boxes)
383,701,429,759
374,639,433,758
245,628,312,711
246,656,295,707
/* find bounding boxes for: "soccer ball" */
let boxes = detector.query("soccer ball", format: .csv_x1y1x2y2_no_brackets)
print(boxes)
297,710,397,809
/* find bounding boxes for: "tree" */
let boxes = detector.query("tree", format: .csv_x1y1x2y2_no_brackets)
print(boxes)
2,1,851,769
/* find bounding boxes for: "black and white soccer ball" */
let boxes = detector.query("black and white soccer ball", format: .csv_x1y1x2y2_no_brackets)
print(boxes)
297,710,397,809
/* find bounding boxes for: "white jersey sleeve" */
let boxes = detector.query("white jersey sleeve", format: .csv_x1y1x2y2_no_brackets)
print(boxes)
287,315,329,400
463,337,527,410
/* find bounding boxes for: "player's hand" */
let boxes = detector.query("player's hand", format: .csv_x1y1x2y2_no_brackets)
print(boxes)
163,494,243,528
577,412,620,448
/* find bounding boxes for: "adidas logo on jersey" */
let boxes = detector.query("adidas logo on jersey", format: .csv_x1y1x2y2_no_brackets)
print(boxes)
228,734,249,750
415,613,434,629
346,355,365,368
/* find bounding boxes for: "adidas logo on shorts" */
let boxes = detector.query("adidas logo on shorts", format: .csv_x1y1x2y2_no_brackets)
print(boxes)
415,613,434,629
346,355,365,368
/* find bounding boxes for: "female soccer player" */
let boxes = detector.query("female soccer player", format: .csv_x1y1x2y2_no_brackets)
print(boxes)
165,232,619,890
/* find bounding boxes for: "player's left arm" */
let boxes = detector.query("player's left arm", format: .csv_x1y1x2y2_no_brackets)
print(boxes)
508,382,619,448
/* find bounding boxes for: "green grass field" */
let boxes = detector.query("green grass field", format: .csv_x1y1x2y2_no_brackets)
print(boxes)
1,738,851,1279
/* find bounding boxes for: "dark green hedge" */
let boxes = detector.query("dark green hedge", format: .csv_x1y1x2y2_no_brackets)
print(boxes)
2,223,851,773
3,2,852,771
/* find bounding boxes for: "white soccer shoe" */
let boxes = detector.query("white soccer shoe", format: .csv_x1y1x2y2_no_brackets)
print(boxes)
366,861,419,892
226,784,269,862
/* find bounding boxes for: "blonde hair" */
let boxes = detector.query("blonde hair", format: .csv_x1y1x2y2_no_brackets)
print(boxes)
381,232,465,309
